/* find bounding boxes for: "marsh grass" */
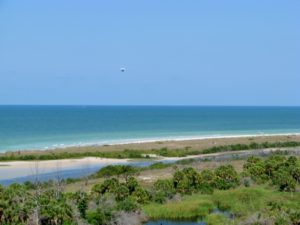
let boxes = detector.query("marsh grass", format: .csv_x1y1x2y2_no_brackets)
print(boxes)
143,187,300,222
205,214,232,225
143,196,214,220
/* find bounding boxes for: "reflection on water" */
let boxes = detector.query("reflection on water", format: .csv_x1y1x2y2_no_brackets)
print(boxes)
145,220,206,225
0,159,176,186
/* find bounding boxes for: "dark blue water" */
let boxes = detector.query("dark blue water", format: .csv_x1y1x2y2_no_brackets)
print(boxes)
0,106,299,152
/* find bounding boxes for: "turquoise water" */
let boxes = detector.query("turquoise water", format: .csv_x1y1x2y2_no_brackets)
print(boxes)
0,106,299,152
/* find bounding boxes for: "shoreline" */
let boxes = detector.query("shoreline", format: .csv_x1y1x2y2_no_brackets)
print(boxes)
0,157,130,180
1,146,300,183
1,132,300,153
1,132,300,182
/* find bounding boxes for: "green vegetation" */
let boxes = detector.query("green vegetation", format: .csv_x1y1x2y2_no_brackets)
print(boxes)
92,165,138,180
206,214,230,225
144,196,215,220
1,141,299,161
200,141,300,154
1,154,300,224
0,149,148,161
243,155,300,191
144,187,300,224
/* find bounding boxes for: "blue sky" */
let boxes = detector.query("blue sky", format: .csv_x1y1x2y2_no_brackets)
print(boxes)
0,0,299,106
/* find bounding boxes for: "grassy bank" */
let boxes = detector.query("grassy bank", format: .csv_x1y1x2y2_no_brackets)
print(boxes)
0,141,300,161
143,187,300,224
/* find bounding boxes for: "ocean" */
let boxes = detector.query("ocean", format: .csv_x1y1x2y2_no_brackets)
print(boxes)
0,106,299,152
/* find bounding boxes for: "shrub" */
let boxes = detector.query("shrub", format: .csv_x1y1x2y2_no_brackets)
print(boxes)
114,184,130,201
132,187,151,204
39,190,74,225
152,191,167,203
173,170,189,193
173,167,201,194
92,178,119,195
86,208,113,225
243,157,266,182
126,176,139,194
96,165,138,179
77,192,88,219
198,169,216,194
117,196,139,212
272,168,296,192
153,179,175,198
214,165,239,190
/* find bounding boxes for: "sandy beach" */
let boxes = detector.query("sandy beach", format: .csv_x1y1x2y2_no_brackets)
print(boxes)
1,134,300,181
0,157,130,180
2,133,299,157
1,146,300,182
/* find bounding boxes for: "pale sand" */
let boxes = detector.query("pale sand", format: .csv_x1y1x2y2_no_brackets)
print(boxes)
0,157,128,169
0,157,129,180
1,147,300,181
1,134,300,181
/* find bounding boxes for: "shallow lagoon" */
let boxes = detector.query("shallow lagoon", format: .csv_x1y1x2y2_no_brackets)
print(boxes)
0,159,175,185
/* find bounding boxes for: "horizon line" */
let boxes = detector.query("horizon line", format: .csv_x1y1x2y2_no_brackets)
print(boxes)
0,104,300,107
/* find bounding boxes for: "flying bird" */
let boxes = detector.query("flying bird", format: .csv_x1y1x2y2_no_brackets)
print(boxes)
120,67,126,72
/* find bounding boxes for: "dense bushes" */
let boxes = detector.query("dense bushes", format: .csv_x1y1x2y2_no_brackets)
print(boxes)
201,141,300,154
153,179,175,202
86,207,113,225
199,169,215,194
172,165,239,195
173,167,201,194
0,184,75,225
92,176,150,205
243,155,300,191
87,163,241,223
0,154,300,224
214,165,239,190
94,165,138,179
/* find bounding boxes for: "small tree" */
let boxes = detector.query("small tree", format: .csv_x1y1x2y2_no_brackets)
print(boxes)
214,165,239,190
114,184,130,202
272,168,296,192
117,196,139,212
86,207,112,225
132,187,150,204
173,170,190,194
173,167,201,194
154,179,175,197
126,177,139,194
76,192,88,219
198,169,216,194
93,178,119,195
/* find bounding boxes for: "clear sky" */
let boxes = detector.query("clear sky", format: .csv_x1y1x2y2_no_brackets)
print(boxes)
0,0,299,106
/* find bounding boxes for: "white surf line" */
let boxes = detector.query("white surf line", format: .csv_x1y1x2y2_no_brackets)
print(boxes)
1,132,300,152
